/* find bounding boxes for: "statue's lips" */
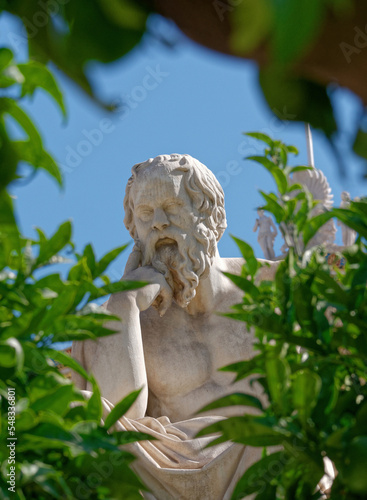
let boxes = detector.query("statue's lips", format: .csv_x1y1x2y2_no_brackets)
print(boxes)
155,237,177,249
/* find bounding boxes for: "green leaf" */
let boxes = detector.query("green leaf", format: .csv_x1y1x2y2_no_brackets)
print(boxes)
292,369,321,425
220,357,265,381
35,221,72,268
31,384,83,415
265,353,290,413
197,415,286,447
0,120,19,189
224,272,259,297
97,0,148,30
0,48,13,70
100,280,146,295
247,155,277,172
44,348,90,383
231,235,260,277
272,168,288,194
231,451,284,499
86,376,103,421
260,191,285,223
113,430,155,445
286,145,299,155
0,97,42,148
83,243,96,276
18,61,66,116
273,0,325,63
12,140,62,185
303,211,334,246
104,389,142,429
244,132,274,147
259,69,337,137
199,392,264,413
230,0,273,54
353,128,367,159
0,190,20,268
0,337,23,370
38,288,77,330
97,244,128,276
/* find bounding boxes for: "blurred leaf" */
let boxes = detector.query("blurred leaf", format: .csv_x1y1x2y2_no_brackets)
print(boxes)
231,0,273,54
86,376,103,421
35,221,72,268
0,190,20,268
273,0,325,63
0,47,13,70
0,119,18,189
265,353,290,413
0,97,42,148
100,280,146,295
31,384,83,416
245,132,274,147
231,451,284,499
45,349,90,383
199,392,264,413
353,128,367,159
12,140,62,185
259,69,337,136
18,61,66,116
292,369,321,425
97,244,128,277
104,389,142,429
197,415,286,447
231,235,260,276
0,337,23,370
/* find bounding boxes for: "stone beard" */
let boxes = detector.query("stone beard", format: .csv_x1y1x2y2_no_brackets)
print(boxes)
140,221,216,308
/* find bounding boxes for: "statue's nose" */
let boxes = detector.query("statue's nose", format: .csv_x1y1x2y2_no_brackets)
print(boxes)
152,208,169,231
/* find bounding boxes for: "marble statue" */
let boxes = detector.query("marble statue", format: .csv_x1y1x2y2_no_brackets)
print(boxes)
337,191,357,246
71,154,277,500
278,166,337,255
253,209,277,260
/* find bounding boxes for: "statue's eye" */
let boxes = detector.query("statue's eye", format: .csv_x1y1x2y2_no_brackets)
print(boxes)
165,202,180,214
137,208,153,221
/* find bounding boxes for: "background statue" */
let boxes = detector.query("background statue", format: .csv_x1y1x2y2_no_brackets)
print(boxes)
253,209,278,260
337,191,357,246
72,154,277,500
279,166,337,253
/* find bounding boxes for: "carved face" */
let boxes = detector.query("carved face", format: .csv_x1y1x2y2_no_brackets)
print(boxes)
132,168,198,250
131,166,212,307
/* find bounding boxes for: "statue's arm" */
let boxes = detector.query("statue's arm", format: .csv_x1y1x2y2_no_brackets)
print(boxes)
270,219,278,237
253,219,259,232
71,252,172,419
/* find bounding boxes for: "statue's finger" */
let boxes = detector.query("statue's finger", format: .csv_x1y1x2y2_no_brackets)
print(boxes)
158,287,173,317
123,245,142,275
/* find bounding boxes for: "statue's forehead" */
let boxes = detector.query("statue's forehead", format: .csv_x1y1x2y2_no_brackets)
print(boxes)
131,164,186,203
134,163,184,186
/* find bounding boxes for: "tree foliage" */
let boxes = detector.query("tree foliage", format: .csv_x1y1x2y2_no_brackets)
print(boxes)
199,134,367,500
1,1,367,170
0,29,151,498
0,218,153,499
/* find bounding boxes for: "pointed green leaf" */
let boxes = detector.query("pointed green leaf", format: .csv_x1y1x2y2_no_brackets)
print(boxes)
199,392,264,413
18,61,66,116
104,389,142,429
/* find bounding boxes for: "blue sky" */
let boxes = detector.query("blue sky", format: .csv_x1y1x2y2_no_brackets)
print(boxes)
2,12,366,278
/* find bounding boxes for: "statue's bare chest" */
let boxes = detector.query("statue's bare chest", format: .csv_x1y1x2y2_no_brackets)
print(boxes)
140,305,253,401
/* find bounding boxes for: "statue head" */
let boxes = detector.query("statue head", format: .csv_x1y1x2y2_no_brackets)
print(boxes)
123,154,227,307
257,209,264,217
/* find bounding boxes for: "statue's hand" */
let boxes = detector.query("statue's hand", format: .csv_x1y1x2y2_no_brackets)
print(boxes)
123,247,173,316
